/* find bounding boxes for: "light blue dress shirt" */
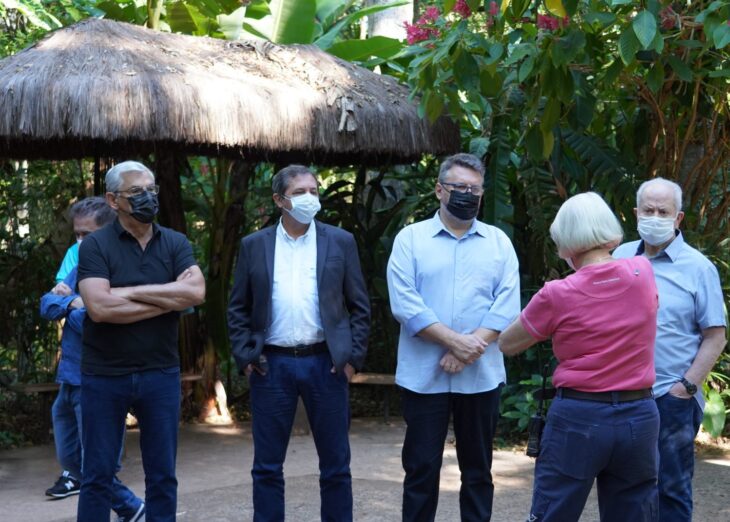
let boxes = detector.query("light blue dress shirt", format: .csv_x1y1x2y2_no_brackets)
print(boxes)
614,232,727,409
387,212,520,394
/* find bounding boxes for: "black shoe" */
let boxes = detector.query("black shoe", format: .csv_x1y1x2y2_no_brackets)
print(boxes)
45,471,80,498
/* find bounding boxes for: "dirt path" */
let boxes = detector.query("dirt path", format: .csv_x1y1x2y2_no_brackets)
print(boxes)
2,418,729,521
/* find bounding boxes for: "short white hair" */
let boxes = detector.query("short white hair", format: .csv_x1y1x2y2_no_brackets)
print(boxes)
550,192,623,257
105,161,155,193
636,177,682,213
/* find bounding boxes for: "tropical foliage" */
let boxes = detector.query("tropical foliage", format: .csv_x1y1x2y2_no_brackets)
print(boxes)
405,0,730,435
1,0,728,444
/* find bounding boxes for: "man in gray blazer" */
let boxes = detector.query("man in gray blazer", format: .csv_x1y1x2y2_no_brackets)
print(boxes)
228,164,370,522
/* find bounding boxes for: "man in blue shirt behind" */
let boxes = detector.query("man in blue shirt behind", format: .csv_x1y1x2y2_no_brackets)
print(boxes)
387,153,520,521
40,197,144,521
614,177,727,522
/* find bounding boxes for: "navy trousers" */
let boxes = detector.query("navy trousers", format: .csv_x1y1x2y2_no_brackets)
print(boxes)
78,368,180,522
655,394,703,522
528,395,659,522
401,387,501,522
249,352,352,522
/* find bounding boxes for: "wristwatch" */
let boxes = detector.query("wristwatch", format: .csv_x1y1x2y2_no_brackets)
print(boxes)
679,377,697,396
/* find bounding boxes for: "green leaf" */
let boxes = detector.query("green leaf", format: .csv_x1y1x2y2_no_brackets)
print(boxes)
314,0,408,50
524,125,543,163
702,389,726,437
708,68,730,78
443,0,456,13
454,49,480,91
667,55,693,82
542,129,555,159
168,2,209,35
584,11,616,28
217,6,248,40
713,23,730,49
540,97,561,133
552,30,586,67
518,56,535,83
466,0,481,12
574,94,595,128
485,42,505,65
632,10,657,49
480,69,504,97
646,62,664,93
469,137,490,158
611,0,633,4
269,0,317,43
619,28,640,65
327,36,403,61
424,91,445,123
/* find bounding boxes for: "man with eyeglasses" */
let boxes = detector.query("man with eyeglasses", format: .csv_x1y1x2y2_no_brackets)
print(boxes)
387,153,520,521
228,165,370,521
77,161,205,522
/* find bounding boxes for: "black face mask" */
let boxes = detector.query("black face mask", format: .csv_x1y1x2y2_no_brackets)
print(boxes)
446,190,481,221
126,191,159,224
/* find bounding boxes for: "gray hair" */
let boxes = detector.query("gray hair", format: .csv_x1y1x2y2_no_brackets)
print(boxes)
271,165,318,195
69,196,116,227
550,192,624,257
105,161,155,193
636,177,683,213
438,153,485,182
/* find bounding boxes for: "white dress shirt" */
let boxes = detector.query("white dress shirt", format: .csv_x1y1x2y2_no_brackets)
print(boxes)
266,220,325,347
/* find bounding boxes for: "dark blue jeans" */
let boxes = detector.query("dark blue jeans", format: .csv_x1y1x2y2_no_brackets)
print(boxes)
401,387,501,522
52,383,141,516
529,395,659,522
78,368,181,522
655,393,703,522
249,352,352,522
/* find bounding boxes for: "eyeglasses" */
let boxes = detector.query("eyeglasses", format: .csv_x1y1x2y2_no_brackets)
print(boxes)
116,184,160,197
440,182,484,196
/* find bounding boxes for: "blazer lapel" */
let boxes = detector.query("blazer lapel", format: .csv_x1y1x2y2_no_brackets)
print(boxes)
263,226,276,319
315,220,328,286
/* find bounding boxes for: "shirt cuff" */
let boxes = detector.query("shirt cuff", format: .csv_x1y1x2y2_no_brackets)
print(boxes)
405,309,440,337
480,312,512,333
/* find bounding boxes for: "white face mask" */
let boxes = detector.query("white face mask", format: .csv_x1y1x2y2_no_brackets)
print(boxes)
284,193,321,224
637,215,676,246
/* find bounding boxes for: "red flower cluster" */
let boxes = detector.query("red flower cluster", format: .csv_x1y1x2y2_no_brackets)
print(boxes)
537,14,569,31
659,6,678,30
404,6,442,45
485,1,498,28
454,0,472,18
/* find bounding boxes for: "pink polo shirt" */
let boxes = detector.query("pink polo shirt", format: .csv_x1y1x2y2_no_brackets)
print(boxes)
521,256,658,392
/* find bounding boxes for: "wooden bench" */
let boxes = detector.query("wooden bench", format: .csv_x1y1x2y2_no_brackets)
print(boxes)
350,372,396,423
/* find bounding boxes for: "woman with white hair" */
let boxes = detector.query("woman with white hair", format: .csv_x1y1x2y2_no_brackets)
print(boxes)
499,192,660,522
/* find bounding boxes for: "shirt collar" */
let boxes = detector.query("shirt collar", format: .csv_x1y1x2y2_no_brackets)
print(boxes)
429,211,486,239
636,230,684,262
113,218,161,239
277,218,316,242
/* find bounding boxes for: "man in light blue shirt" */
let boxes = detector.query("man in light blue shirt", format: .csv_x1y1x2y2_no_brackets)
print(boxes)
614,177,727,522
387,153,520,522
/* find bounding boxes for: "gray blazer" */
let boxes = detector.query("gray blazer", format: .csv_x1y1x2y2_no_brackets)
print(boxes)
227,220,371,372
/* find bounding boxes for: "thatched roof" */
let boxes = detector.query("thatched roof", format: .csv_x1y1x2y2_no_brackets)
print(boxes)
0,18,459,165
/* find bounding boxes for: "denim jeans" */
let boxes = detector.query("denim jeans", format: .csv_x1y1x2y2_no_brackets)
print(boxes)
249,352,352,522
655,393,703,522
52,383,141,516
529,395,659,522
401,387,501,522
78,368,181,522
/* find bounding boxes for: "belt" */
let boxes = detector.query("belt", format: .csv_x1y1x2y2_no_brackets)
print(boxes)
263,342,328,357
559,387,653,403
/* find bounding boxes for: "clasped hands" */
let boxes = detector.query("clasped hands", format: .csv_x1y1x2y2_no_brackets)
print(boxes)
440,332,488,374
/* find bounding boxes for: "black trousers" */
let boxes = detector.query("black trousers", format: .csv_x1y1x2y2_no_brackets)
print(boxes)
401,386,501,522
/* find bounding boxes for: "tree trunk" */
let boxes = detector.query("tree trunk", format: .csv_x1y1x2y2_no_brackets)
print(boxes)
363,0,413,39
197,159,254,423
